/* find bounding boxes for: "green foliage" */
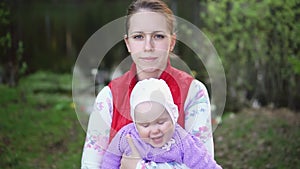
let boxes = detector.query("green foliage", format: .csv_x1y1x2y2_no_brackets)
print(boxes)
199,0,300,110
0,1,27,86
0,72,84,169
288,56,300,75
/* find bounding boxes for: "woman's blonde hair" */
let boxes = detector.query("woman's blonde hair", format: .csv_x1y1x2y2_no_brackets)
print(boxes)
126,0,176,35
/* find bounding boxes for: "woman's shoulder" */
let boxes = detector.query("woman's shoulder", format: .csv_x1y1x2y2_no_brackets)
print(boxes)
190,79,207,90
108,67,134,88
169,66,207,91
169,66,194,81
95,86,112,99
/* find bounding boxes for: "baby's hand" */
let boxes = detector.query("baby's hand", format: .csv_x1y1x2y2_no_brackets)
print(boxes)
120,134,142,169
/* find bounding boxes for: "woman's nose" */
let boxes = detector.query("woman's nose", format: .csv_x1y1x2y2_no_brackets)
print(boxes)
144,35,154,51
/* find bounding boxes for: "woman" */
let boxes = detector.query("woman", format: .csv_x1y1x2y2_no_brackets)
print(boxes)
81,0,214,168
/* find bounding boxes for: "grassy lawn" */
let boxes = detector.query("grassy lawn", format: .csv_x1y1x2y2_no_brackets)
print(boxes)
0,72,85,169
0,71,299,168
214,108,300,169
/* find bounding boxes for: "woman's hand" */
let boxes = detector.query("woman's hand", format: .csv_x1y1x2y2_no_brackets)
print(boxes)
120,134,142,169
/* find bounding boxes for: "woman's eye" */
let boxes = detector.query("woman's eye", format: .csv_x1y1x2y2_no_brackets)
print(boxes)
133,35,144,40
153,34,165,40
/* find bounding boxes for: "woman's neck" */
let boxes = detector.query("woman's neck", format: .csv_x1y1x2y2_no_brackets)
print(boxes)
136,69,163,81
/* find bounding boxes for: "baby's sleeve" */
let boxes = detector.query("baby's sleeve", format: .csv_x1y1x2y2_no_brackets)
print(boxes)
101,127,128,169
182,135,222,169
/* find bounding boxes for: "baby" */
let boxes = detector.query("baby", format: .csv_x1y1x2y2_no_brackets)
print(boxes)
101,78,222,169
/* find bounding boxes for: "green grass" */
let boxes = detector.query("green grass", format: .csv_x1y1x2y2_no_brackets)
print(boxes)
214,109,300,169
0,71,85,169
1,71,299,169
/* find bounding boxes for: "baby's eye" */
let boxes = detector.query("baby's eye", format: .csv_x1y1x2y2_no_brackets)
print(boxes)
140,123,149,128
157,121,165,125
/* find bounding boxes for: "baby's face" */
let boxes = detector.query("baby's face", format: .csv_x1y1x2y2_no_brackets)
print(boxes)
134,101,174,148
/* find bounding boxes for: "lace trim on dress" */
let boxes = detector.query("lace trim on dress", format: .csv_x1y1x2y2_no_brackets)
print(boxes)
161,138,176,151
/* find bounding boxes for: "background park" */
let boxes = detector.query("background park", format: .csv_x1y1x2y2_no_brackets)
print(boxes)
0,0,299,168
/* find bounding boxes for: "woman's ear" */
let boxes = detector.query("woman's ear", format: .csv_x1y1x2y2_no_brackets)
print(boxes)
124,35,131,53
170,34,176,52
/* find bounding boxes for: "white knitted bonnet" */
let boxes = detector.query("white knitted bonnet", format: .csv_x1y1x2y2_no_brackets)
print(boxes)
130,78,179,124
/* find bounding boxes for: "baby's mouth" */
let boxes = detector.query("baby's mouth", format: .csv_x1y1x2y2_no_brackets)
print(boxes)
151,135,163,144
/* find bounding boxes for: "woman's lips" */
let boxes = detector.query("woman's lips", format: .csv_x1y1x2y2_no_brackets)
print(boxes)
140,57,157,62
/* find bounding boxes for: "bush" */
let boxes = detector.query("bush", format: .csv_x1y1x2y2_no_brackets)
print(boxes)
199,0,300,111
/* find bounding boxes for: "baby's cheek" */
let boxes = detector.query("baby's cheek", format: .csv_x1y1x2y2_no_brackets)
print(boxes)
136,127,149,139
162,122,174,132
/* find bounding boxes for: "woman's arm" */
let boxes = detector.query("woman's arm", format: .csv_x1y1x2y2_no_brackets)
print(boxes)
184,80,214,157
81,86,113,169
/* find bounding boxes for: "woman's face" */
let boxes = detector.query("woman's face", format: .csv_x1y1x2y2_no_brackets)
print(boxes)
134,101,175,148
125,11,176,76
